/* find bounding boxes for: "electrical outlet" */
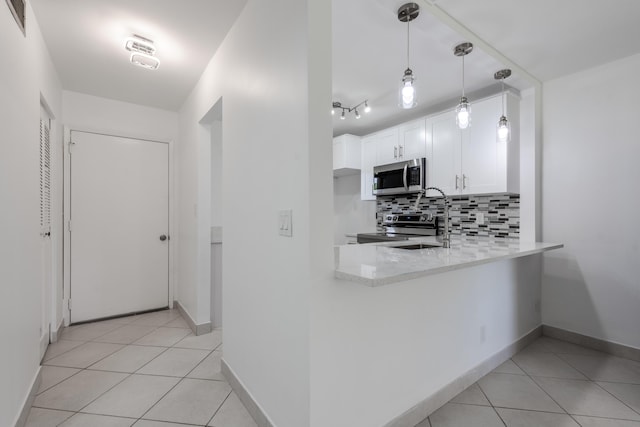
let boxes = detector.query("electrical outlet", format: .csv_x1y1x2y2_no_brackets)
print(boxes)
480,325,486,343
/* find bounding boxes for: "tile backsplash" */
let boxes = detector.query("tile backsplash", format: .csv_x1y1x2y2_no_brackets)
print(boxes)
377,193,520,239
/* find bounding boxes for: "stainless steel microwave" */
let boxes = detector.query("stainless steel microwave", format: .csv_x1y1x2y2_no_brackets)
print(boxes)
373,158,426,195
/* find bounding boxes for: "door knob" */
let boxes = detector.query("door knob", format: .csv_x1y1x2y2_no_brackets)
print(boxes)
159,235,168,241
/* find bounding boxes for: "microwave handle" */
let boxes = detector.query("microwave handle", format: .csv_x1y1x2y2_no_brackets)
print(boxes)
403,164,408,191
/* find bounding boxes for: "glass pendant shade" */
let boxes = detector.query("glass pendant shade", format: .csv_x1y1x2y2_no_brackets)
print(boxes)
456,97,471,129
400,68,417,109
497,115,510,142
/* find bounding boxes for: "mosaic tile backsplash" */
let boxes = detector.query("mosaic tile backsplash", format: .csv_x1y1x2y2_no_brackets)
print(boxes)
377,193,520,239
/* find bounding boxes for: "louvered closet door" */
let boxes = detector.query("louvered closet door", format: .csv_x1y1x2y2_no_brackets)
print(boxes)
40,107,52,357
70,131,169,323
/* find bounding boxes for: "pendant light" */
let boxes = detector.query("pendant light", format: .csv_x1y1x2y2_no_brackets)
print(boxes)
494,69,512,142
454,42,473,129
398,3,420,109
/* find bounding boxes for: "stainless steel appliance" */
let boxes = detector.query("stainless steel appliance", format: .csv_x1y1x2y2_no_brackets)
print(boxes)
356,213,438,244
373,158,426,195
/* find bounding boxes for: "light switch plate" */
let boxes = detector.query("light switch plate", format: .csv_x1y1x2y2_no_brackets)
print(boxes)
278,210,292,237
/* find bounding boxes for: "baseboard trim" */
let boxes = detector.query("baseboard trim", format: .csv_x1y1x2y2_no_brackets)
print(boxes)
384,325,542,427
221,358,275,427
543,325,640,363
173,300,212,336
14,366,41,427
50,319,64,343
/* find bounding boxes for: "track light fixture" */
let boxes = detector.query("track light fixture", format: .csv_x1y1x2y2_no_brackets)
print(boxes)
332,100,371,120
494,69,512,142
454,42,473,129
398,3,420,109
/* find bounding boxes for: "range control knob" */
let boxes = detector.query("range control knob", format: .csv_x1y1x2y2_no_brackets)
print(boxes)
420,215,427,222
392,215,398,222
386,215,393,221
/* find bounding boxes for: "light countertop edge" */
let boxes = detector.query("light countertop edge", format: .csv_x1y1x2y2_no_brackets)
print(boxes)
334,241,563,286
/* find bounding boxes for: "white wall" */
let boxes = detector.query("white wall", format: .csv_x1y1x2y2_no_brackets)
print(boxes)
0,2,63,425
333,175,377,244
311,257,542,426
542,53,640,349
176,0,330,425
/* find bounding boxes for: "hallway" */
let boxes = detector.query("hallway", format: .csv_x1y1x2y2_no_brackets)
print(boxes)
26,310,256,427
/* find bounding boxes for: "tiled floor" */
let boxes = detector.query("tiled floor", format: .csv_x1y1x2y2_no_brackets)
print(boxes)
26,309,257,427
418,336,640,427
28,314,640,427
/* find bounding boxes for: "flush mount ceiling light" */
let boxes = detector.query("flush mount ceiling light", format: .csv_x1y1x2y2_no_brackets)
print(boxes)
332,100,371,120
494,69,512,142
398,3,420,109
454,42,473,129
125,35,160,70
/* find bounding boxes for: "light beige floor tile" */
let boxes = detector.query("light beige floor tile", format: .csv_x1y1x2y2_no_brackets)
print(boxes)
558,353,640,384
492,360,526,375
137,348,209,377
134,420,201,426
34,370,128,411
59,413,135,426
60,322,123,341
83,374,180,418
134,327,190,347
164,317,190,329
143,378,231,425
94,325,157,344
429,403,504,427
512,351,588,379
187,351,224,381
572,417,640,427
597,382,640,414
415,417,431,427
38,366,81,394
90,345,166,373
533,376,640,420
478,373,563,413
174,330,222,350
130,311,181,327
25,407,73,427
521,338,555,353
449,383,490,406
538,337,605,356
209,392,257,427
44,342,125,368
43,339,84,362
496,407,580,426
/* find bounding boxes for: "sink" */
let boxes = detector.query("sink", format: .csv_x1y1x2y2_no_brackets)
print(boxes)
393,243,441,250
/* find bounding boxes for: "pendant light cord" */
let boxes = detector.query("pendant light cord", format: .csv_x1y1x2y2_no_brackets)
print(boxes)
461,55,465,97
501,78,505,115
407,19,410,69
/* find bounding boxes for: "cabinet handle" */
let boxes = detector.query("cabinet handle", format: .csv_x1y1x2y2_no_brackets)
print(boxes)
399,145,404,158
455,175,460,190
394,146,398,159
463,174,468,189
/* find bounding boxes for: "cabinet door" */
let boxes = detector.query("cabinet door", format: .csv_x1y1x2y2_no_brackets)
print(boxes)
461,96,506,194
360,135,377,200
428,111,461,195
375,127,400,166
398,118,426,160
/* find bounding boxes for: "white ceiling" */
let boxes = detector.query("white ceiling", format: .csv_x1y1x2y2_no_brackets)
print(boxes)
30,0,247,111
332,0,640,136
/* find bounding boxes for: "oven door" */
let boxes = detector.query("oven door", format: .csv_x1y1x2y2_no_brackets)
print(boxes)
373,158,425,195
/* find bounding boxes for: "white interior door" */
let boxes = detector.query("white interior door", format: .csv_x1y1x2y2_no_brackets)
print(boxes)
40,107,52,357
70,131,169,323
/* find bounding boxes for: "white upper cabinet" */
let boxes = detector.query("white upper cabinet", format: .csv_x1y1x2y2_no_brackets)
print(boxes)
427,93,520,196
398,118,427,161
360,135,377,200
374,127,400,166
333,134,361,177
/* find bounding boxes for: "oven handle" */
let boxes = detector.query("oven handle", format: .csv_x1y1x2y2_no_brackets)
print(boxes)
403,164,408,191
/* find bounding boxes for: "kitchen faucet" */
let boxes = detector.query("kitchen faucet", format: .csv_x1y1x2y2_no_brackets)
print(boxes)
414,187,451,248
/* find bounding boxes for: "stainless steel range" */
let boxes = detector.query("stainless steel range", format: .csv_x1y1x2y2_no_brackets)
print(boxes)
356,213,438,244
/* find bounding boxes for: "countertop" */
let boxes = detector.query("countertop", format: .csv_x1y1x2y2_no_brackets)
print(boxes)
334,236,563,286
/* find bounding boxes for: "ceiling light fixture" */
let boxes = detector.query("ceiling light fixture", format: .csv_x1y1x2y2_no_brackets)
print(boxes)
454,42,473,129
125,35,160,70
398,3,419,109
494,69,512,142
332,100,371,120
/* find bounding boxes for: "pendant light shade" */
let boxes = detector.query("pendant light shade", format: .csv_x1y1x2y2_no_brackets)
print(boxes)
454,42,473,129
398,3,419,110
494,69,512,142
